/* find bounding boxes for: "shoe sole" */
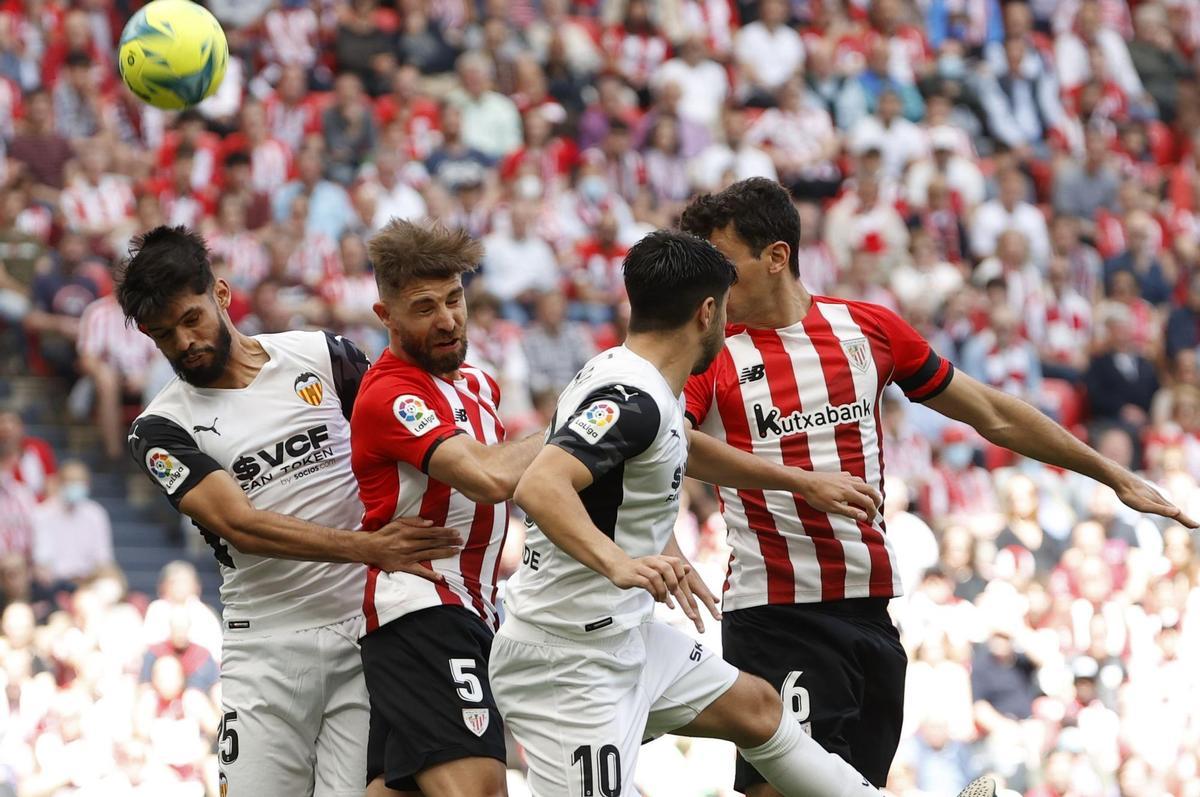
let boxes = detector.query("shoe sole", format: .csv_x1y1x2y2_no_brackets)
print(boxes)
957,776,997,797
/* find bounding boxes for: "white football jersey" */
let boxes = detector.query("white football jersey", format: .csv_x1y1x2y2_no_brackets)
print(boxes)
503,346,688,638
129,330,372,635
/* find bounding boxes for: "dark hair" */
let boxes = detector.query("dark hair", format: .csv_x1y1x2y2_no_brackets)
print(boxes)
680,177,802,277
65,50,92,69
368,219,482,297
623,230,737,332
223,150,250,168
116,226,214,325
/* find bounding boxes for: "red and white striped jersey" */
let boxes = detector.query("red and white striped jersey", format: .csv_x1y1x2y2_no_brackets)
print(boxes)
351,349,508,634
207,231,270,293
684,297,954,610
77,295,161,377
61,175,135,233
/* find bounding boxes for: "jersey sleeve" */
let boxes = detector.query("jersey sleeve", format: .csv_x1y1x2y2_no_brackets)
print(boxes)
324,331,372,421
127,415,224,509
357,378,466,473
873,305,955,402
683,370,716,428
548,384,662,481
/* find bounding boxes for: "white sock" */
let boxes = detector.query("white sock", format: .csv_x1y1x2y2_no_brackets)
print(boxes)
739,712,879,797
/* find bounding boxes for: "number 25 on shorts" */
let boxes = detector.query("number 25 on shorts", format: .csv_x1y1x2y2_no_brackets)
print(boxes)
781,670,812,734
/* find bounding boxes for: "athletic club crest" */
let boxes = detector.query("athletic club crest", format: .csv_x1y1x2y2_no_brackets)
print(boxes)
294,372,324,406
462,708,490,737
842,338,870,374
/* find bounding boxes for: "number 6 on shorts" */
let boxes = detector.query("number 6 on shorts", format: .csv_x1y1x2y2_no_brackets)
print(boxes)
780,671,811,725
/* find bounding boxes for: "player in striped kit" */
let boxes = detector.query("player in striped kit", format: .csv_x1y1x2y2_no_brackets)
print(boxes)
350,221,542,797
680,178,1197,793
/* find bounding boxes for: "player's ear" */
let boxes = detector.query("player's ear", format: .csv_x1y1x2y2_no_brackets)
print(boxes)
373,301,390,328
766,240,791,275
213,278,231,310
698,296,717,331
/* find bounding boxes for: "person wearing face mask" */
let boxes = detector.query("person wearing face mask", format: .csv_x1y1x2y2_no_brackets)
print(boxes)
922,427,998,520
30,460,113,592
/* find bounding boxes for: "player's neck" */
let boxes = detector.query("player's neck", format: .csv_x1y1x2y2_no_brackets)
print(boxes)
739,281,812,329
209,333,269,389
624,333,693,395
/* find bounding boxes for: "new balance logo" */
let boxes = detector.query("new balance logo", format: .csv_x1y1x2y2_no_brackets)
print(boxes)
193,418,220,436
752,397,872,439
454,409,469,423
739,365,766,384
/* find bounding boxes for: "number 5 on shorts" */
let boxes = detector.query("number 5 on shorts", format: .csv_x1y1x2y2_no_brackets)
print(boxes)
218,710,239,764
780,671,811,724
449,658,483,703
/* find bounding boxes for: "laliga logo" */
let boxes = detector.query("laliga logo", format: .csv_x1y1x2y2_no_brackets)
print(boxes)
584,402,616,428
149,450,175,476
395,397,426,423
393,394,440,436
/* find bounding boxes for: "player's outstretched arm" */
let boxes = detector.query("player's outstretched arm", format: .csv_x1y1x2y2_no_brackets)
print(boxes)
923,371,1198,528
514,446,692,609
178,470,464,577
685,428,882,522
426,431,544,505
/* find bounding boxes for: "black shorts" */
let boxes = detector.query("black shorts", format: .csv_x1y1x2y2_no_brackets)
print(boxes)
362,605,507,790
722,598,907,789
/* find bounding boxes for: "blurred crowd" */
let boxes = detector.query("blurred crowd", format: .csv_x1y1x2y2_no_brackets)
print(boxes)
1,0,1200,794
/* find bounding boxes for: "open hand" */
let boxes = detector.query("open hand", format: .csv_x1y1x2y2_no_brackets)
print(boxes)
796,471,882,523
671,563,722,634
1112,473,1198,529
366,516,464,580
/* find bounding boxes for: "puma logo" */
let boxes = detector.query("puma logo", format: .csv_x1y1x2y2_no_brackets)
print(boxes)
193,418,221,437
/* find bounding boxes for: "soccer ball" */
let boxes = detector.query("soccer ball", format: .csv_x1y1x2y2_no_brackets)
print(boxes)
118,0,228,110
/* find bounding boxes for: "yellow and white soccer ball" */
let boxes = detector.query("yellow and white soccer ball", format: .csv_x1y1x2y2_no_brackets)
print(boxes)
118,0,228,110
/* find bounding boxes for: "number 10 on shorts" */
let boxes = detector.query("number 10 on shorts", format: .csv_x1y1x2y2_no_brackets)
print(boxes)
781,671,813,736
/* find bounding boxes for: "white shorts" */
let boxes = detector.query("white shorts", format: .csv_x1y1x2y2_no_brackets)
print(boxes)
490,616,739,797
219,615,368,797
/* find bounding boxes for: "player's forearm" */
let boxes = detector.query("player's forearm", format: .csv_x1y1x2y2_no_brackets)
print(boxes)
224,508,370,563
514,475,628,579
977,390,1122,487
686,429,805,491
476,431,545,500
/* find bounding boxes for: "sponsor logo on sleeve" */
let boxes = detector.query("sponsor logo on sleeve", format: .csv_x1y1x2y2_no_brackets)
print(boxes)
146,447,190,495
462,708,490,737
393,395,440,436
568,400,619,443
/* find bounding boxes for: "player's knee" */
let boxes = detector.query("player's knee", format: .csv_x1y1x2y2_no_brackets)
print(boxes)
729,674,784,748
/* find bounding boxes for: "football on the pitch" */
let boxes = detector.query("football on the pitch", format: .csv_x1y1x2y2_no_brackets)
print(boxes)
118,0,228,110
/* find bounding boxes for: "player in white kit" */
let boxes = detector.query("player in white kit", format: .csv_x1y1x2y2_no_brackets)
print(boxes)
491,230,998,797
119,226,463,797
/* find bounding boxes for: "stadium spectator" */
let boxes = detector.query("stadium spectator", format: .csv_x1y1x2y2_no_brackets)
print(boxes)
1028,255,1092,384
1053,127,1121,224
24,231,102,377
734,0,804,103
0,409,56,502
653,34,729,131
0,467,34,560
849,88,927,180
448,50,522,159
1102,210,1173,307
1128,3,1194,123
690,106,776,194
1085,304,1159,432
977,36,1065,157
480,199,559,321
520,290,596,400
323,71,378,185
970,169,1051,267
272,146,356,242
140,606,219,694
31,460,113,590
143,562,221,659
905,126,986,212
962,304,1044,406
51,51,101,142
745,77,839,199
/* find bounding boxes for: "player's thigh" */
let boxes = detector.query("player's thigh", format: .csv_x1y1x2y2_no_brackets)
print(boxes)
641,621,740,742
847,617,908,786
722,605,859,791
490,627,645,797
314,617,372,797
219,630,323,795
360,606,506,793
